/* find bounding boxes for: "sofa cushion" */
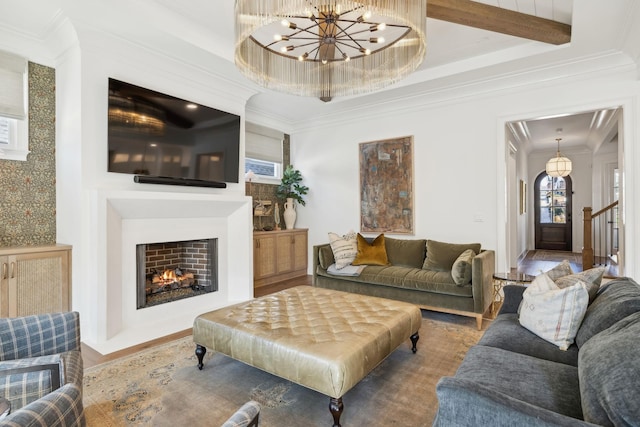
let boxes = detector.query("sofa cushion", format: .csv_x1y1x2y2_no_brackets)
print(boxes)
555,266,606,303
328,231,358,269
318,245,335,270
519,273,589,350
451,249,475,285
454,346,583,420
384,237,426,269
423,240,481,272
478,313,579,366
319,265,474,297
579,311,640,425
352,234,390,266
575,277,640,348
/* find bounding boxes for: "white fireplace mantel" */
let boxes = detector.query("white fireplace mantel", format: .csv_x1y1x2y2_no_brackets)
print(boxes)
83,189,254,355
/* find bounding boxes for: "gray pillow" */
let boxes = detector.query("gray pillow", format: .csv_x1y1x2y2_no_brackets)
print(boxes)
544,260,574,281
555,266,605,303
579,311,640,425
575,277,640,348
451,249,475,285
423,240,481,272
384,237,426,269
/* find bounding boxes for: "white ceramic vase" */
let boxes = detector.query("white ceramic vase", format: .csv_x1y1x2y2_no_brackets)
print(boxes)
283,198,297,230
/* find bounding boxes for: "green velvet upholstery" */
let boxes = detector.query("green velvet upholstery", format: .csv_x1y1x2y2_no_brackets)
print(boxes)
313,238,495,329
423,240,482,272
384,237,426,269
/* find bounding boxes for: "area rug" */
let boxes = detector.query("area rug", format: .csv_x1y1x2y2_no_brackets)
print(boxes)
83,311,487,426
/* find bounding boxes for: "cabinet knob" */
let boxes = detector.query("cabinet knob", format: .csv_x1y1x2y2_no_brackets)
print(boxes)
2,263,6,280
10,262,15,279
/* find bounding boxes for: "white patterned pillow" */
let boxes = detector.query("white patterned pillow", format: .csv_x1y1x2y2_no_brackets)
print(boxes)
328,231,358,269
519,272,589,350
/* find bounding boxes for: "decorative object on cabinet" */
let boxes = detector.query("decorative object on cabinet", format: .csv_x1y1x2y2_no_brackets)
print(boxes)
253,229,308,288
276,165,308,206
274,202,281,230
0,244,72,317
283,198,297,230
359,136,414,234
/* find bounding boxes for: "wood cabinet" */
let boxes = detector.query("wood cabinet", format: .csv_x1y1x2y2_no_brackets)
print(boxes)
253,229,308,288
0,245,72,317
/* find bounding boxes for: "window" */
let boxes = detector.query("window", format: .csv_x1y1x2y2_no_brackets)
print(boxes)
245,123,283,181
0,50,29,161
539,175,567,224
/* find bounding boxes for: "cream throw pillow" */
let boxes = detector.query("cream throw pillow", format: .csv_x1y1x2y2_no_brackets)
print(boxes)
519,272,589,351
328,231,358,269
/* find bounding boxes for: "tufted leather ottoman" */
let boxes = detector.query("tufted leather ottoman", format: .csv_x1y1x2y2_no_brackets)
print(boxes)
193,286,421,427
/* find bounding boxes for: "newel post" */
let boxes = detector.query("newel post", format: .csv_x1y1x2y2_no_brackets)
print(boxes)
582,207,593,270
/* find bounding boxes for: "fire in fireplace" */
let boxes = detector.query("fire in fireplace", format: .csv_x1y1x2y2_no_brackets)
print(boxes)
136,238,218,308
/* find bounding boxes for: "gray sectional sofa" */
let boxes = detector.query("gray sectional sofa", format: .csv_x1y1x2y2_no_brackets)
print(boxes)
434,277,640,426
313,237,495,329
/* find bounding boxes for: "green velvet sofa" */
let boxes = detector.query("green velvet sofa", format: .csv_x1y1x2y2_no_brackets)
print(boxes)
312,237,495,329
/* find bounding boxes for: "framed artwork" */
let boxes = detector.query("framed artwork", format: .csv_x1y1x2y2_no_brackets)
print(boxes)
359,136,414,234
520,179,527,214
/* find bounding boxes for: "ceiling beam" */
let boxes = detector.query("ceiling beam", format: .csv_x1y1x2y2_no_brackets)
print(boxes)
427,0,572,45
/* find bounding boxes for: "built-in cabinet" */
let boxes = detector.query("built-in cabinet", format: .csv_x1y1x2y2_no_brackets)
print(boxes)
253,229,308,288
0,244,72,317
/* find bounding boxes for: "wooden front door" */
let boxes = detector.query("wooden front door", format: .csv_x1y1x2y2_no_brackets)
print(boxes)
535,173,573,251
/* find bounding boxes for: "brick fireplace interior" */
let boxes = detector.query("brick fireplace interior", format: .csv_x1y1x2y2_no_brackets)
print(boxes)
136,238,218,309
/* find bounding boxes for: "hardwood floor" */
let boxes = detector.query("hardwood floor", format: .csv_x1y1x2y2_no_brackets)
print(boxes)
82,275,313,369
513,250,619,278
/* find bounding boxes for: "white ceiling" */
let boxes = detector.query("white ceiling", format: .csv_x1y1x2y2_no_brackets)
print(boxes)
0,0,637,153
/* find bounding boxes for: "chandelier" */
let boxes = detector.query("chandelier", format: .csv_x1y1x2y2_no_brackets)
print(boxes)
108,94,165,136
235,1,426,102
546,137,572,177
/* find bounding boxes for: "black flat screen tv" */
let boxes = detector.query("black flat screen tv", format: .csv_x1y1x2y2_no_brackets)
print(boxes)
107,78,240,186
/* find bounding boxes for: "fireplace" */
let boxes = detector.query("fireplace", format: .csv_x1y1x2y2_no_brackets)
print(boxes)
136,238,218,309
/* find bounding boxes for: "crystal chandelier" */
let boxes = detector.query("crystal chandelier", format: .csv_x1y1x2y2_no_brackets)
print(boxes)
235,1,426,102
546,138,572,177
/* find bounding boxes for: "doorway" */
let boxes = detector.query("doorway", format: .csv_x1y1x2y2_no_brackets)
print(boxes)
535,173,572,251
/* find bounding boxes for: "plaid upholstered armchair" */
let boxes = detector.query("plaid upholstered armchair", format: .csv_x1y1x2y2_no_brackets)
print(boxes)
0,312,85,426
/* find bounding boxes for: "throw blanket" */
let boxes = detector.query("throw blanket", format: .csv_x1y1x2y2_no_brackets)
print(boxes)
327,263,365,276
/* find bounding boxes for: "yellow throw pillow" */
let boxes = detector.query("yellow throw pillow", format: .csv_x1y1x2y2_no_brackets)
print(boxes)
352,233,390,266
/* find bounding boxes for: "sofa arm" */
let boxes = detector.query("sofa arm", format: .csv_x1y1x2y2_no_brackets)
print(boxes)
498,285,527,315
471,250,495,315
435,377,598,427
1,383,85,427
0,312,81,360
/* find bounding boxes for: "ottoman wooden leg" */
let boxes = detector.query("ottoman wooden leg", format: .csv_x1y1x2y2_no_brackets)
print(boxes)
329,396,343,427
196,344,207,370
410,332,420,353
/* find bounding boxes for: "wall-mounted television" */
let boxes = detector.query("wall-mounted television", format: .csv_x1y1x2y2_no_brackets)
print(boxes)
107,78,240,187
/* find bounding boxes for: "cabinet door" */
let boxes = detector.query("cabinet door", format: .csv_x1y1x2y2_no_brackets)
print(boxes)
292,231,308,271
276,234,294,274
254,236,277,280
8,250,71,317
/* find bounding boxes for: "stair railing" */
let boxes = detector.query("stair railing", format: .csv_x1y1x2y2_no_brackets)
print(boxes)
582,200,619,270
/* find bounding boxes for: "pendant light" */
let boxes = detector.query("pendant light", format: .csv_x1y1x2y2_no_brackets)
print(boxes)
545,137,572,177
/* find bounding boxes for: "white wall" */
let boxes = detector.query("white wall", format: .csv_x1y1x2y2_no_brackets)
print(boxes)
291,64,640,277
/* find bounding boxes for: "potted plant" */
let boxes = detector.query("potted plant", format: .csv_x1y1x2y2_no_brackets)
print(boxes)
276,165,309,229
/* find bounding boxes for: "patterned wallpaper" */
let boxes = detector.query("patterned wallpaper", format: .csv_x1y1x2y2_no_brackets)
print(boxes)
0,63,56,247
